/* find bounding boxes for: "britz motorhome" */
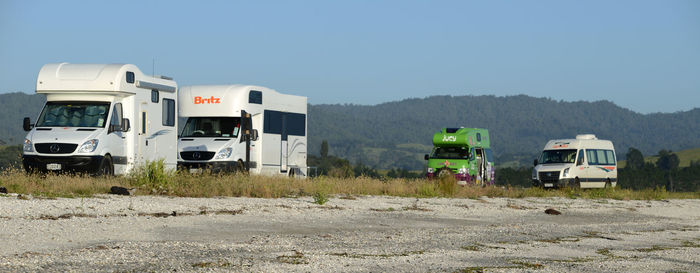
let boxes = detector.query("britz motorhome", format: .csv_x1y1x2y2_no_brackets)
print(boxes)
424,128,495,185
532,134,617,188
22,63,178,175
177,85,308,176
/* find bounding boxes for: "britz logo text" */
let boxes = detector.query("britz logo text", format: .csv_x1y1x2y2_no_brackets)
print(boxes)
194,96,221,104
442,135,457,142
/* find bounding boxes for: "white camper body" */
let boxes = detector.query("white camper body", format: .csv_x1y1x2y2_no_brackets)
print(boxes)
177,85,307,177
22,63,178,175
532,134,617,188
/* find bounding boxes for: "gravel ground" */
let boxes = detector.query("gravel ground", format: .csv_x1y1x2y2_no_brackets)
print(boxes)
0,193,698,272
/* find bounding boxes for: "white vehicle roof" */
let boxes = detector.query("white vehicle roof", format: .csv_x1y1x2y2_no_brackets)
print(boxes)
542,134,615,151
36,63,176,96
179,85,307,117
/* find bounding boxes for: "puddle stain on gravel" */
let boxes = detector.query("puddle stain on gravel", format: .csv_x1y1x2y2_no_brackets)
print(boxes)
370,207,397,212
457,260,544,273
39,213,97,220
276,250,308,264
328,249,425,259
461,243,506,251
23,208,245,220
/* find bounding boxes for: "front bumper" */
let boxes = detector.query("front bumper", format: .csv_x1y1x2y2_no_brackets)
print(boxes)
22,155,104,173
532,178,575,188
178,161,239,173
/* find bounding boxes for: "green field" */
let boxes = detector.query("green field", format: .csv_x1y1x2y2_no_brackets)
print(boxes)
618,148,700,168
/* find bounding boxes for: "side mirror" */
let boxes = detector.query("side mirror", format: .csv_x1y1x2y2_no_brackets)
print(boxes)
23,117,31,131
122,118,130,132
252,129,259,141
424,154,429,160
533,159,538,166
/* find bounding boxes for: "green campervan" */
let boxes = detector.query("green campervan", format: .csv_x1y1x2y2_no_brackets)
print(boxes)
424,128,495,185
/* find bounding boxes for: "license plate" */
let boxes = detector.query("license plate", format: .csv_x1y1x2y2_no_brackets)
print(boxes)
189,168,203,174
46,163,62,170
544,183,554,188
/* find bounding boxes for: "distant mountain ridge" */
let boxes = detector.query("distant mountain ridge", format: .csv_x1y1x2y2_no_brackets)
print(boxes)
1,92,698,170
308,95,700,169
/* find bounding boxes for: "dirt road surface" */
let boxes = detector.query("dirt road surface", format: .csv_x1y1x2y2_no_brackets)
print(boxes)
0,194,698,272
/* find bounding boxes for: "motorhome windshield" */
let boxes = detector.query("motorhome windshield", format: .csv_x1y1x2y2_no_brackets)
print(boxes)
35,101,110,128
430,146,471,160
539,149,577,164
181,117,241,138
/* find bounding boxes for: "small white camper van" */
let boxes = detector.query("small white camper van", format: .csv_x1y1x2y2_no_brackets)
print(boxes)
532,134,617,188
177,85,307,177
22,63,178,175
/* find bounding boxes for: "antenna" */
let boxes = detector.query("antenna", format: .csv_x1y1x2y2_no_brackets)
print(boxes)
152,58,155,76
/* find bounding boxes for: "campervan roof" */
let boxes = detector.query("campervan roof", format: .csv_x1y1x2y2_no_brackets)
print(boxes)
543,134,614,150
36,63,175,95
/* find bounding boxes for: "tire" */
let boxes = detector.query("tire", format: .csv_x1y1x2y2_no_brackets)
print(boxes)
96,156,114,177
289,168,296,177
235,160,246,174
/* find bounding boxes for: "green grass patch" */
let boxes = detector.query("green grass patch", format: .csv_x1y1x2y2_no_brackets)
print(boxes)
0,167,698,199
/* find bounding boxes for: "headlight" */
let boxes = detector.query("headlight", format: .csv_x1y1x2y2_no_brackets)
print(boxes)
23,139,33,152
562,167,570,178
458,167,467,174
214,147,232,159
427,168,434,174
78,139,99,153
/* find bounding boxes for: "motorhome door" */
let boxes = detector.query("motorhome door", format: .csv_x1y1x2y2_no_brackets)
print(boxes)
138,104,147,165
280,114,288,172
107,102,128,174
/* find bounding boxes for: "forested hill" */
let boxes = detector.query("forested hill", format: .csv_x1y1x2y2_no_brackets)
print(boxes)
1,92,698,170
308,95,700,170
0,92,45,145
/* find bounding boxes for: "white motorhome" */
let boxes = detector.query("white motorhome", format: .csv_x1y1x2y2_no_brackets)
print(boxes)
178,85,307,177
532,134,617,188
22,63,178,175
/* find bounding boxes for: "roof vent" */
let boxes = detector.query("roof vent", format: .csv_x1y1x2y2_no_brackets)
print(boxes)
576,134,597,140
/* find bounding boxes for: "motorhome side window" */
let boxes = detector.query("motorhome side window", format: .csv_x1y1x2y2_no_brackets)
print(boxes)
110,103,123,128
485,148,493,162
263,110,306,136
585,149,615,165
151,90,159,103
35,102,110,128
249,90,262,104
162,99,175,126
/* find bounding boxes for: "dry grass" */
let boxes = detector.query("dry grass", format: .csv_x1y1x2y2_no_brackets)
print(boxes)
0,168,698,200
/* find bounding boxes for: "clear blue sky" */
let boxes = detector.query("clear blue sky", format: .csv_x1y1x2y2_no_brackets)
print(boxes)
1,0,698,113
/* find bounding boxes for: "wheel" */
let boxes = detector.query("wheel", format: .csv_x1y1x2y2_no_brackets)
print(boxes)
605,179,612,188
235,160,246,174
289,168,296,177
96,155,114,176
574,177,581,189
